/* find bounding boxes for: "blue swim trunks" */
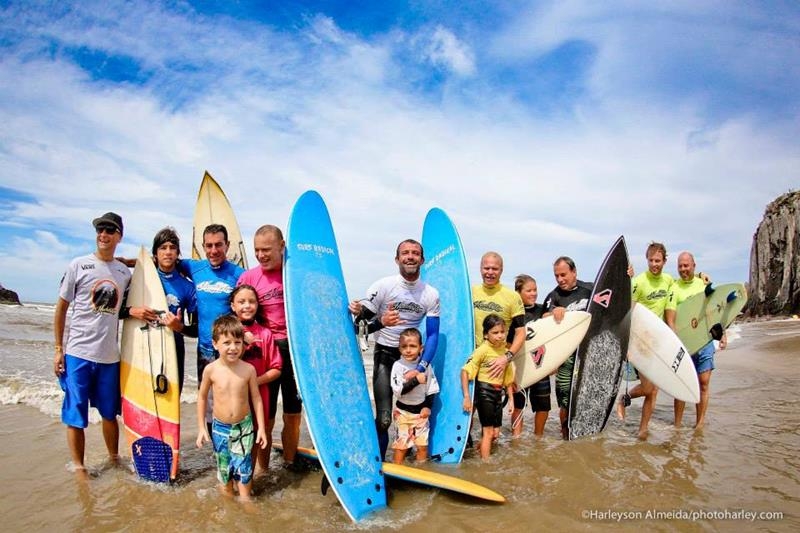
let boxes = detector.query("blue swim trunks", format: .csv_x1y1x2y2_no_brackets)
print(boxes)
59,354,120,428
692,341,715,374
211,413,255,485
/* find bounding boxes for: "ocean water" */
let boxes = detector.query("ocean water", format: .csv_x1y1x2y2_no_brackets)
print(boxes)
0,303,798,532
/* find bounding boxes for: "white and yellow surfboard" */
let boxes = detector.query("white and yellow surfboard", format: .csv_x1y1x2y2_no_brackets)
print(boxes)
120,246,180,482
191,171,248,268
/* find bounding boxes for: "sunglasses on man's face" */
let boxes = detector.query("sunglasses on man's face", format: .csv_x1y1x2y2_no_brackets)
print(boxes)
96,225,119,235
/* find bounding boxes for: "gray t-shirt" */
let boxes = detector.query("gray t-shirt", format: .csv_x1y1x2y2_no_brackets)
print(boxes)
390,357,440,407
59,253,131,364
361,275,440,348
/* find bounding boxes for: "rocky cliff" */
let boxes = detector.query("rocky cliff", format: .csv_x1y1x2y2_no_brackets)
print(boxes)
749,190,800,316
0,284,21,305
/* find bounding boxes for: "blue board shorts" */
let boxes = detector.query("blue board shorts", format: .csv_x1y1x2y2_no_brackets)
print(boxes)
692,341,716,374
59,354,120,428
212,414,255,485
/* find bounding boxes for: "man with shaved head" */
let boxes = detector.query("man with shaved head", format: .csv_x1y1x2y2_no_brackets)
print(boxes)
665,251,726,430
471,252,526,439
237,224,300,469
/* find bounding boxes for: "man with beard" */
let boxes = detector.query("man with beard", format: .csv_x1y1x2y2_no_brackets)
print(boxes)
349,239,440,460
620,242,673,440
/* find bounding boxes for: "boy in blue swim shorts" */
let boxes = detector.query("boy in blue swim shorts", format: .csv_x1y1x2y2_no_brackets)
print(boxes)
196,316,267,501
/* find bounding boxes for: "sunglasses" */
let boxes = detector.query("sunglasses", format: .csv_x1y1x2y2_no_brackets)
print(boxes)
96,225,119,235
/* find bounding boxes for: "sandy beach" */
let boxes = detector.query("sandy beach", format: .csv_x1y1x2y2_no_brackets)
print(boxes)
0,304,797,532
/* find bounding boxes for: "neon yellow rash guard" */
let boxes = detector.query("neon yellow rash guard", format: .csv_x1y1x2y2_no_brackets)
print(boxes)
632,270,674,319
471,283,524,348
666,275,706,311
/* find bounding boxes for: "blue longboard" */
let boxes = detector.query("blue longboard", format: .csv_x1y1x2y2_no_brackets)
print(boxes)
284,191,386,522
420,208,474,464
568,236,632,440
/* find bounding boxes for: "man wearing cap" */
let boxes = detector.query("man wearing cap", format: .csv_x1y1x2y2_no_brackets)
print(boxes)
53,212,156,477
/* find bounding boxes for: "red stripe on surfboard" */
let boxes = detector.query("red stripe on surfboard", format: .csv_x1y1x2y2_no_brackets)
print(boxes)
121,397,180,451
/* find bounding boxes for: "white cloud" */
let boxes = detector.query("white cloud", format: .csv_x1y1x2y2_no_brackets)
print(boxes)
0,1,797,304
422,25,476,76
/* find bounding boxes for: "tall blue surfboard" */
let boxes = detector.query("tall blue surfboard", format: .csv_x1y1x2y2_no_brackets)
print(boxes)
421,208,474,464
568,236,632,440
284,191,387,522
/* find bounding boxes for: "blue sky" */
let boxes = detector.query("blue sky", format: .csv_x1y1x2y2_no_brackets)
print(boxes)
0,0,798,304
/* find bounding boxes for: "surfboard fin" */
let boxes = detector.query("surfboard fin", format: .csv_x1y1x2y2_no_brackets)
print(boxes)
704,283,715,297
726,290,737,303
321,474,331,496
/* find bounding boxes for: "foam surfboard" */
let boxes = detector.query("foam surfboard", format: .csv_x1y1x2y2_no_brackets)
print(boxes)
191,171,248,268
674,282,747,354
568,236,632,440
513,311,592,389
120,246,180,482
275,444,505,503
420,208,474,464
284,190,386,522
627,303,699,403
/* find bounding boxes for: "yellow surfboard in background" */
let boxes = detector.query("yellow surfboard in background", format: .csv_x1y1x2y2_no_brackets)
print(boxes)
191,171,248,268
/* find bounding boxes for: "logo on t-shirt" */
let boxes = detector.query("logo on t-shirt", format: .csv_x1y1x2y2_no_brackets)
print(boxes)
474,300,504,313
392,301,424,314
196,280,235,295
91,279,121,314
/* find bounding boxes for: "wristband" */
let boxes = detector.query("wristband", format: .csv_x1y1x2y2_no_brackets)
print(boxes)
505,350,514,361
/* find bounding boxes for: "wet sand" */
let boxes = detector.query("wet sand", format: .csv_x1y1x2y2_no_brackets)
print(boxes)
0,318,798,532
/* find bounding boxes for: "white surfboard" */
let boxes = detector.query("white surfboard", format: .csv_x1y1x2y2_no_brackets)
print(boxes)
513,311,591,389
627,303,700,403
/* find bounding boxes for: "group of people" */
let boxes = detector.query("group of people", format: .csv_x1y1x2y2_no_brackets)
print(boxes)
54,212,299,500
620,242,726,438
53,211,726,500
350,241,728,464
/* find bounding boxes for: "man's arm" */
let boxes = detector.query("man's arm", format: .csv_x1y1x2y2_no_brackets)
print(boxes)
53,297,69,377
488,315,525,378
417,316,440,372
665,308,677,332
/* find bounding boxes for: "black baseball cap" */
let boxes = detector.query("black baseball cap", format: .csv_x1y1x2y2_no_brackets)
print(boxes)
92,212,124,235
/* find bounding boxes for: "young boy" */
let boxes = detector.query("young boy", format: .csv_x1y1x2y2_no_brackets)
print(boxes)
196,315,267,501
389,328,439,464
